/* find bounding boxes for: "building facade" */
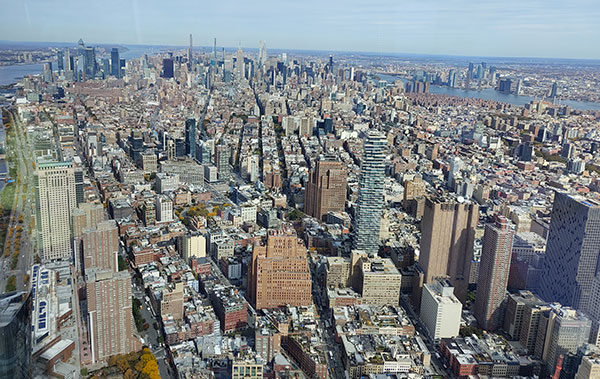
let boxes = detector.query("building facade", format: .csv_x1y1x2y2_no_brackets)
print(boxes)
305,159,347,221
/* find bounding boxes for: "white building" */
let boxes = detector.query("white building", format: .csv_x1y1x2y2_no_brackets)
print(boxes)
420,279,462,340
155,172,180,193
35,159,77,261
178,233,207,261
155,195,173,223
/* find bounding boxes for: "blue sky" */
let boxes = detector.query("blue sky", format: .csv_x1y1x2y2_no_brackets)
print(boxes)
1,0,599,59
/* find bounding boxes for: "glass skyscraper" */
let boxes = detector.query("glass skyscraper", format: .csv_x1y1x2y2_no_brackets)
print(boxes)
0,291,32,378
351,131,387,254
538,192,600,316
111,48,120,78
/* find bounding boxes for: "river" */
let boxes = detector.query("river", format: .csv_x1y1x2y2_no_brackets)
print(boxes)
377,73,600,111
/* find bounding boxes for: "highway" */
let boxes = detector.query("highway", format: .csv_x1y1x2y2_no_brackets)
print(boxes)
0,108,36,293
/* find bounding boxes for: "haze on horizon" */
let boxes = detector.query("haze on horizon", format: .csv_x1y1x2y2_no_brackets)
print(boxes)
0,0,599,60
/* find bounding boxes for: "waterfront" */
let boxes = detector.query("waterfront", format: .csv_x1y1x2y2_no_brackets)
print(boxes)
377,73,600,111
0,63,43,86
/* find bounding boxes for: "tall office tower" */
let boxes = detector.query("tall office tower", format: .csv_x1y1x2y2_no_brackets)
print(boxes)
304,158,347,221
418,197,479,302
63,47,71,72
42,63,52,83
162,58,174,78
57,50,64,71
420,279,462,340
351,131,387,254
82,220,118,273
185,118,197,158
248,227,312,309
198,140,212,164
215,145,231,181
110,48,120,78
188,33,193,69
447,156,462,189
536,305,591,369
35,160,77,262
474,215,514,331
86,270,138,363
72,202,105,238
550,82,559,98
538,193,600,316
236,44,244,78
74,169,84,205
0,291,32,378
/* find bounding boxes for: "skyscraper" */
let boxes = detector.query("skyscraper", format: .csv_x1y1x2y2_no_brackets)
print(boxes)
538,192,600,316
351,131,386,254
0,291,32,378
162,58,174,78
86,270,139,363
474,215,514,330
185,118,196,158
418,197,479,302
110,48,120,78
248,227,312,309
215,145,231,181
304,158,347,221
82,220,119,273
34,160,77,262
188,33,193,69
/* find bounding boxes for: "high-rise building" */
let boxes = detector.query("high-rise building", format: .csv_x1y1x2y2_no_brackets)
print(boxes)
82,220,118,273
215,145,231,181
178,232,206,261
185,118,196,158
474,215,514,331
86,270,138,363
575,355,600,379
0,291,32,378
110,48,120,78
34,160,77,262
418,197,478,302
535,305,591,369
519,302,552,355
72,202,105,238
162,58,174,78
304,158,347,221
351,131,386,254
503,291,545,341
248,227,312,309
188,33,193,69
155,195,173,223
420,279,462,340
538,193,600,316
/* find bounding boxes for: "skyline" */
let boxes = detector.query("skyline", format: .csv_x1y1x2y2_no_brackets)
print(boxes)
0,0,599,60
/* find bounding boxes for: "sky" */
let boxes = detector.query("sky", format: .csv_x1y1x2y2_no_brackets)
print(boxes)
1,0,599,59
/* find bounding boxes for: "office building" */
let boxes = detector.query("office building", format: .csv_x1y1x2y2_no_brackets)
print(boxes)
86,270,138,363
110,48,120,78
304,158,347,221
215,145,231,181
34,160,77,262
185,118,196,158
503,291,546,341
155,195,173,223
538,193,600,316
575,355,600,379
0,291,32,379
519,302,552,355
353,255,402,306
536,305,591,369
162,58,174,78
420,279,462,340
418,197,478,302
474,215,514,331
248,227,312,309
351,131,387,254
82,220,118,273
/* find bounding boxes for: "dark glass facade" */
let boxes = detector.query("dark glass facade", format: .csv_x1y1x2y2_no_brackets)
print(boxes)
0,291,32,378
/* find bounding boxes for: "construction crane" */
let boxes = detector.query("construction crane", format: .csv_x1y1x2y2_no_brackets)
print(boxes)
552,354,564,379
